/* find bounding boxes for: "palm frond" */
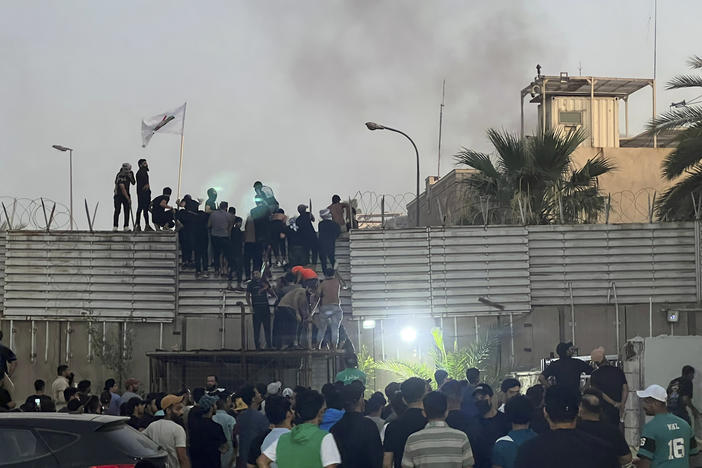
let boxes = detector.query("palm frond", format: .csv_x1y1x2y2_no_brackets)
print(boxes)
647,105,702,133
486,128,527,176
454,149,500,180
666,74,702,90
568,154,616,187
655,168,702,221
376,360,433,382
688,55,702,70
661,126,702,179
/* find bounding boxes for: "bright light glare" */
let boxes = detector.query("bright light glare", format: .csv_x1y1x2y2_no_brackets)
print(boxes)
400,326,417,343
362,319,376,329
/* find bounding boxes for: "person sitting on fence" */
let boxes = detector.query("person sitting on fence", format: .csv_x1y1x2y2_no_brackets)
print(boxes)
150,187,175,230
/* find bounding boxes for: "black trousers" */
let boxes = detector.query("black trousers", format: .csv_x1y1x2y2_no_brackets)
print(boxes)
252,305,272,349
244,243,262,280
194,240,208,273
113,196,130,228
135,193,150,225
273,306,298,349
212,236,232,280
320,245,336,273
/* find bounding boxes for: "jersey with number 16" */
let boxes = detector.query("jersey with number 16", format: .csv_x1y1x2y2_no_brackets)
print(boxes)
638,412,698,467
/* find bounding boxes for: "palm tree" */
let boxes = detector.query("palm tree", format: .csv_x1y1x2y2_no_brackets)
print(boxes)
454,128,615,224
375,327,501,387
648,56,702,220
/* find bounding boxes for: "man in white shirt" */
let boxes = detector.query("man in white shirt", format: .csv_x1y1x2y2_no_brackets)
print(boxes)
258,389,340,468
144,394,191,468
51,365,72,408
259,395,294,468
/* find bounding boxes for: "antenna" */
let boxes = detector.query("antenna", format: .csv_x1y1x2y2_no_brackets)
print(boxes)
437,79,446,177
653,0,658,80
578,61,582,76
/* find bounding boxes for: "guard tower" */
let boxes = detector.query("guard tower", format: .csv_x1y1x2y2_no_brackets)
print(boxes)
520,67,656,148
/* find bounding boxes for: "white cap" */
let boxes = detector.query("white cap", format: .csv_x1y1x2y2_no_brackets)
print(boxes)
267,381,282,395
282,387,293,398
636,384,667,403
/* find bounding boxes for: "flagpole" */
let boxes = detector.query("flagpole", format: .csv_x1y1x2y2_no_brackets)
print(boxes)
176,103,187,202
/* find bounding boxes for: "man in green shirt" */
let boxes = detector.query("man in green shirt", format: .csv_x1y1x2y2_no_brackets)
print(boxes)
258,389,341,468
335,354,366,386
636,384,698,467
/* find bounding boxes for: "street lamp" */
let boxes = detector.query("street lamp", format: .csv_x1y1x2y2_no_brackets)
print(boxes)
365,122,421,227
52,145,74,230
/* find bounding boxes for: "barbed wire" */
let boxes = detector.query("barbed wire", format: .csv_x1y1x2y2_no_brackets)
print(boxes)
351,191,414,217
606,188,658,223
0,197,72,230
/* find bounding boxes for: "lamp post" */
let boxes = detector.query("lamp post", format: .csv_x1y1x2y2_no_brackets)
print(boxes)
52,145,74,230
365,122,421,227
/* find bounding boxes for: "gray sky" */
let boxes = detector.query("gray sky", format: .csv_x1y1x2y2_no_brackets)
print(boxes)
2,1,700,229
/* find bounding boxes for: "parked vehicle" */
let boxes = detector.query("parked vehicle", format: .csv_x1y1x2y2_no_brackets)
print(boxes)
0,413,167,467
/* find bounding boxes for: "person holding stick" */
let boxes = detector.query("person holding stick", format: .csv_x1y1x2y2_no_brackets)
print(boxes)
112,163,134,232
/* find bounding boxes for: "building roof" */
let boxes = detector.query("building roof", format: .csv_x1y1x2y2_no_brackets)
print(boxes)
522,75,652,102
620,128,681,148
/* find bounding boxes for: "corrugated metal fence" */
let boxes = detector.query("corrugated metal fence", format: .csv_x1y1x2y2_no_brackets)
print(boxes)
1,231,176,321
350,222,699,318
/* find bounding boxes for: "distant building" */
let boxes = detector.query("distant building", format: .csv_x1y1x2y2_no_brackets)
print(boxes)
408,70,678,226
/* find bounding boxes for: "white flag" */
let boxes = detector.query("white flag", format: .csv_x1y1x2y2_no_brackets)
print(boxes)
141,102,186,148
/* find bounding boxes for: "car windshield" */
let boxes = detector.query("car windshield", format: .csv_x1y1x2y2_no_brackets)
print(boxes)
100,424,163,458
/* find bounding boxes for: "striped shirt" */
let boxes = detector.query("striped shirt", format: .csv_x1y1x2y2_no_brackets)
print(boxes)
401,420,474,468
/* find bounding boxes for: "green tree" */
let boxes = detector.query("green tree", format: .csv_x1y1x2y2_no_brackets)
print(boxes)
648,56,702,220
376,327,501,388
454,128,615,224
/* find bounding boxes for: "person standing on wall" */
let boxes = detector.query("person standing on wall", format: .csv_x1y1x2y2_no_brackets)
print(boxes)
228,207,244,289
318,209,340,273
209,202,234,287
113,162,135,232
134,158,153,231
247,269,274,350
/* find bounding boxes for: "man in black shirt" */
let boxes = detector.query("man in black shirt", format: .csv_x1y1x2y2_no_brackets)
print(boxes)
589,346,628,427
151,187,174,230
442,380,485,464
134,159,153,231
251,201,271,272
296,205,318,266
667,365,697,425
576,388,632,467
383,377,428,468
515,385,618,468
539,342,591,393
189,394,227,468
331,380,383,468
247,270,272,350
471,383,510,468
228,207,244,289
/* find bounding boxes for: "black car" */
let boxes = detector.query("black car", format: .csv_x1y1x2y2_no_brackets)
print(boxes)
0,413,167,467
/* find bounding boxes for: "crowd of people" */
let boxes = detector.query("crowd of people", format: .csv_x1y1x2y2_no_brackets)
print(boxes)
1,340,700,467
112,160,355,284
111,159,360,352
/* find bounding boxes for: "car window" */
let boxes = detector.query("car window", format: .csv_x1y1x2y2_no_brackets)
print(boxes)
101,424,163,458
0,428,51,466
36,430,80,452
